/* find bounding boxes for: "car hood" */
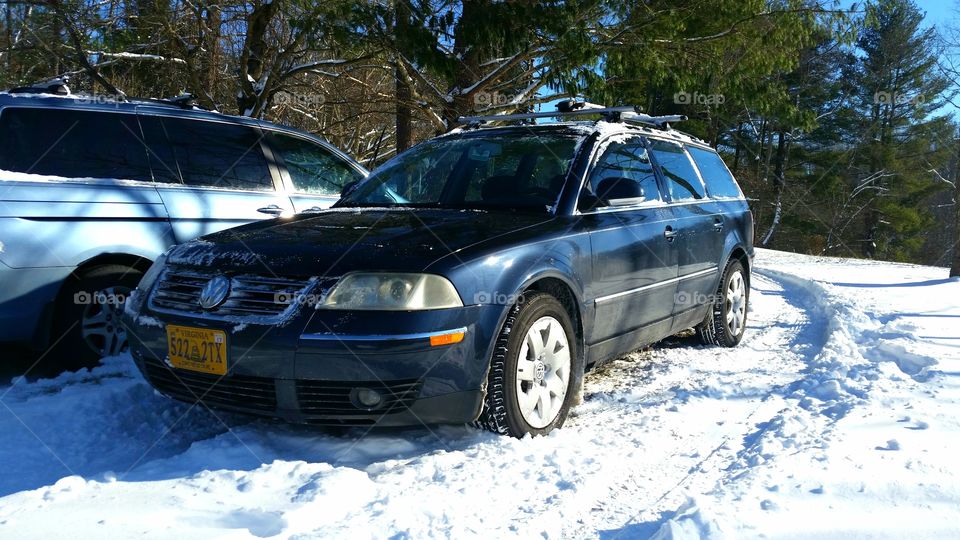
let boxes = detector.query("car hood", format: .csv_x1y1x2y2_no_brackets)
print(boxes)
166,208,553,276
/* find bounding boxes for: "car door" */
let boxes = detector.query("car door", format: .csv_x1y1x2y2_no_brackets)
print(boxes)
647,138,722,320
138,111,295,243
581,136,679,347
265,130,367,213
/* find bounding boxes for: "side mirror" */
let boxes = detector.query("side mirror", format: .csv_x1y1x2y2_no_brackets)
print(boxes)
340,180,360,198
596,177,646,207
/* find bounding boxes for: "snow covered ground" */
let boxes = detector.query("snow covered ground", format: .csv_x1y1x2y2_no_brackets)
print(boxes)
0,249,957,539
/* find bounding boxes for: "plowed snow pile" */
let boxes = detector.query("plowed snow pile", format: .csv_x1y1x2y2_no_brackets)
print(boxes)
0,249,957,539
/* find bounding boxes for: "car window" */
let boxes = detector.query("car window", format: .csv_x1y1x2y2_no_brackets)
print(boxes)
342,133,582,212
648,139,705,201
269,133,362,196
586,140,661,205
0,107,152,182
161,117,273,191
687,146,742,199
137,115,183,184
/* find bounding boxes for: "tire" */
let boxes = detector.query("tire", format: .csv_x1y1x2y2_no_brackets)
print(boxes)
696,259,749,347
48,264,144,371
475,292,578,437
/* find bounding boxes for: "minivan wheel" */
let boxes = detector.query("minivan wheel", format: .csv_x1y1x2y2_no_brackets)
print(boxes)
50,264,144,370
475,292,577,437
696,259,748,347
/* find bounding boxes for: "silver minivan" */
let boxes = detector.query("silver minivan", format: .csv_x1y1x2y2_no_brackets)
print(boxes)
0,91,367,367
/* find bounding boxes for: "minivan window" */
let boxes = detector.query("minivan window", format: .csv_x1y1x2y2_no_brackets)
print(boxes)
0,107,152,182
137,115,182,184
648,139,705,201
688,146,742,199
269,133,362,196
587,140,661,205
161,117,273,191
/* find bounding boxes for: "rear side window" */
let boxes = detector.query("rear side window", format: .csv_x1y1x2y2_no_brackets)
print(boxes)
587,139,661,203
0,107,152,182
161,117,273,191
688,146,743,199
268,133,362,196
648,139,705,201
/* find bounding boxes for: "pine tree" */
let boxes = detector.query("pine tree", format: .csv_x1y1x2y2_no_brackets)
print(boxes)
851,0,954,261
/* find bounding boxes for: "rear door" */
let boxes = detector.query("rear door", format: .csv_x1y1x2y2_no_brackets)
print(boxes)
582,136,679,346
138,112,294,243
647,139,721,318
265,131,366,213
0,106,174,268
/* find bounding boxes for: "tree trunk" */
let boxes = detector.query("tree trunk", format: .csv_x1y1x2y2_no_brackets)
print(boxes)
203,5,221,92
761,130,787,247
4,2,11,71
951,137,960,277
394,1,412,152
444,0,482,129
732,122,744,172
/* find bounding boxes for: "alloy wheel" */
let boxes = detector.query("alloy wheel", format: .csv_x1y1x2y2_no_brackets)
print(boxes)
80,286,131,357
515,315,571,429
725,270,747,336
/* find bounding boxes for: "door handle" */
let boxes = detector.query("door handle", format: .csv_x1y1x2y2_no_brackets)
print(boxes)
713,218,724,232
257,204,284,216
664,226,678,241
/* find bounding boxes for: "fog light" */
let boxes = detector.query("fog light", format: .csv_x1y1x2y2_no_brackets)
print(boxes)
354,388,382,409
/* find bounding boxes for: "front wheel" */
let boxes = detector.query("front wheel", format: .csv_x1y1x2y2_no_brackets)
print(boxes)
476,292,578,437
50,264,144,370
696,259,749,347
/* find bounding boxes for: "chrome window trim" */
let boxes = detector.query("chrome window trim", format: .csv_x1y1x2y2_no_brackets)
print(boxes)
300,327,468,342
571,132,746,216
594,267,718,305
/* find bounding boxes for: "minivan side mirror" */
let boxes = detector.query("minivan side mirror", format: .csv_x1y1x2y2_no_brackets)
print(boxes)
341,180,360,198
596,177,646,207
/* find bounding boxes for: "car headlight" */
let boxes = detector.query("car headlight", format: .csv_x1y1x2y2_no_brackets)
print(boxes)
318,273,463,311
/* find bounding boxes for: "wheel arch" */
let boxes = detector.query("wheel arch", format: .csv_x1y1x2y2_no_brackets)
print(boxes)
52,252,155,319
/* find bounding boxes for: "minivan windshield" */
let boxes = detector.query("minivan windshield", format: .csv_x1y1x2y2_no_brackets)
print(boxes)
338,132,584,212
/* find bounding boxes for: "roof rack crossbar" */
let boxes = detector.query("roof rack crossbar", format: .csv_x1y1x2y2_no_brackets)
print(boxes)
458,106,638,125
458,104,687,129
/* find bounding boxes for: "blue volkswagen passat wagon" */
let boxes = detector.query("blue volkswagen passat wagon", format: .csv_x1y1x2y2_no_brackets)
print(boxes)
124,104,754,437
0,86,366,368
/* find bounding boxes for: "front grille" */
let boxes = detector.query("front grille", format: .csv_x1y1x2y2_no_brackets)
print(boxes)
149,266,317,322
143,358,278,412
296,379,422,416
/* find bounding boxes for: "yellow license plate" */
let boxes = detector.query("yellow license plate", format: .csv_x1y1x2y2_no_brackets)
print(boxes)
166,325,228,375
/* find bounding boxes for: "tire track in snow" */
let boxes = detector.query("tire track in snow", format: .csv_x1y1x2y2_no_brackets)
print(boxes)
563,271,825,537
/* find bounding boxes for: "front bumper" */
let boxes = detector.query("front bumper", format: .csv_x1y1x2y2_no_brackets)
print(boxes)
125,303,506,426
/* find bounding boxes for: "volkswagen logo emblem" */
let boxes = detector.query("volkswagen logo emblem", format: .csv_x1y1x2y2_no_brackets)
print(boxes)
199,275,231,310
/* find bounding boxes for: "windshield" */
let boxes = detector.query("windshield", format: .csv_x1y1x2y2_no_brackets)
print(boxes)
339,132,584,212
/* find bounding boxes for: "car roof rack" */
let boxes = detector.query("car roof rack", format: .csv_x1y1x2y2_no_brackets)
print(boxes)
141,93,202,109
458,100,688,130
8,76,72,96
